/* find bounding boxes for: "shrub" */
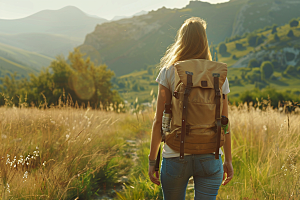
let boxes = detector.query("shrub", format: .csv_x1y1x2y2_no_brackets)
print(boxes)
274,33,280,41
232,55,237,60
261,61,274,79
256,36,265,46
248,59,260,68
287,30,294,38
240,87,300,108
247,68,261,83
271,25,277,34
235,43,243,50
247,34,258,46
218,43,227,54
289,19,299,27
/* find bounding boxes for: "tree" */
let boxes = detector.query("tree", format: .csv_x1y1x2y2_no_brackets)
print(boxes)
256,36,264,46
218,43,227,54
260,61,274,80
235,43,243,50
274,33,280,41
0,48,123,110
271,25,277,34
247,34,258,47
289,19,299,28
248,59,260,68
287,30,294,38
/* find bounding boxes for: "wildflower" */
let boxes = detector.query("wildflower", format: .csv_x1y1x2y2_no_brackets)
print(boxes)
6,183,10,193
263,125,267,131
23,171,28,179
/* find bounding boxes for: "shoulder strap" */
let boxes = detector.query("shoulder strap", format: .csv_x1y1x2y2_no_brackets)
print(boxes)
213,73,221,160
180,71,193,159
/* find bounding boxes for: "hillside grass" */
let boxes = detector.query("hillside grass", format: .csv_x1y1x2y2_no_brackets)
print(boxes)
0,42,53,77
218,20,300,66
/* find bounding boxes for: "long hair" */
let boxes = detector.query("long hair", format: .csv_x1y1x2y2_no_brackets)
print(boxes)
160,17,212,69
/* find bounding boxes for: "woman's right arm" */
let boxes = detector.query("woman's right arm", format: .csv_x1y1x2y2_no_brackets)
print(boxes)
148,84,171,186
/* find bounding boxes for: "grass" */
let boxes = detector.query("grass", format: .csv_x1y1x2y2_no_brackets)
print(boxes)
0,102,153,199
0,97,299,199
118,102,300,200
0,42,53,76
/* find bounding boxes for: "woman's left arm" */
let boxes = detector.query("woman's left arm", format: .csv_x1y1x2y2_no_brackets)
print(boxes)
148,84,171,185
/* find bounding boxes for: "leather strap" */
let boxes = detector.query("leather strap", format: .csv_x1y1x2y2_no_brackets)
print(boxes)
180,72,193,159
213,74,221,160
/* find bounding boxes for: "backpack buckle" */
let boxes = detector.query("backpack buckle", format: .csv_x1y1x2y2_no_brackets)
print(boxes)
173,91,179,99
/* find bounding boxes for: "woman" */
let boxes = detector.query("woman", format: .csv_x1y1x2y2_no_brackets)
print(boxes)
148,17,234,200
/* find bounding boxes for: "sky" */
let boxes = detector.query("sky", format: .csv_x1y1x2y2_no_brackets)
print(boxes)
0,0,230,20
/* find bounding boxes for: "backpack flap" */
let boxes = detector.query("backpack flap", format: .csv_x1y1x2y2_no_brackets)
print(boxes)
174,59,227,89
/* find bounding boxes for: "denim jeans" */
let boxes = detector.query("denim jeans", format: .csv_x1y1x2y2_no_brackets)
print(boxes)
161,154,223,200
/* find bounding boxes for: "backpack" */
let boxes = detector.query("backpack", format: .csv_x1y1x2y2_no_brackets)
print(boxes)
165,59,227,159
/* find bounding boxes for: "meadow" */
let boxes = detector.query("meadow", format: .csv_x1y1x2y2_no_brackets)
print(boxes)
0,100,299,199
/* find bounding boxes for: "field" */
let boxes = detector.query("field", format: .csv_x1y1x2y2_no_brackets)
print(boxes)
0,101,300,199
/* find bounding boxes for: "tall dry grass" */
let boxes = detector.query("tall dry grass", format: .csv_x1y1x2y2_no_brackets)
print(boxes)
217,102,300,199
116,101,300,200
0,99,299,199
0,104,153,199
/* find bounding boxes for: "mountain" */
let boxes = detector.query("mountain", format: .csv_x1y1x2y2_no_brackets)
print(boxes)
0,43,53,77
79,0,300,76
0,6,107,39
0,33,82,58
232,0,300,36
0,6,108,58
111,10,148,21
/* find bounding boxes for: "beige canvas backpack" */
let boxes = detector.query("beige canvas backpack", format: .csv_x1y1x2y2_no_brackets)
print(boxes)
165,59,227,159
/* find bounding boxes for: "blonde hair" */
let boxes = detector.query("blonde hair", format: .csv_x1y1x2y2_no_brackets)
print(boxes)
160,17,212,69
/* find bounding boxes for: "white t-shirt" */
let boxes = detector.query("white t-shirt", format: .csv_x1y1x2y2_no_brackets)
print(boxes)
156,65,230,158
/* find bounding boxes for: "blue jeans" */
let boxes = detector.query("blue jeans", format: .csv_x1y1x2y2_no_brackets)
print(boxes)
161,154,223,200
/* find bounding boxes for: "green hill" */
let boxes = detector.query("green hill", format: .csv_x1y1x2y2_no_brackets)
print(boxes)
79,0,300,76
218,19,300,99
0,43,53,77
112,18,300,104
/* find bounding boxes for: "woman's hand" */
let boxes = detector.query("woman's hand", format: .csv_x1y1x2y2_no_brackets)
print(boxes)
222,161,233,185
148,165,160,186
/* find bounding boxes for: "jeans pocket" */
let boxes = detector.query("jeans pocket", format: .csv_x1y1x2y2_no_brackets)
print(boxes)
166,157,187,179
199,156,222,176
